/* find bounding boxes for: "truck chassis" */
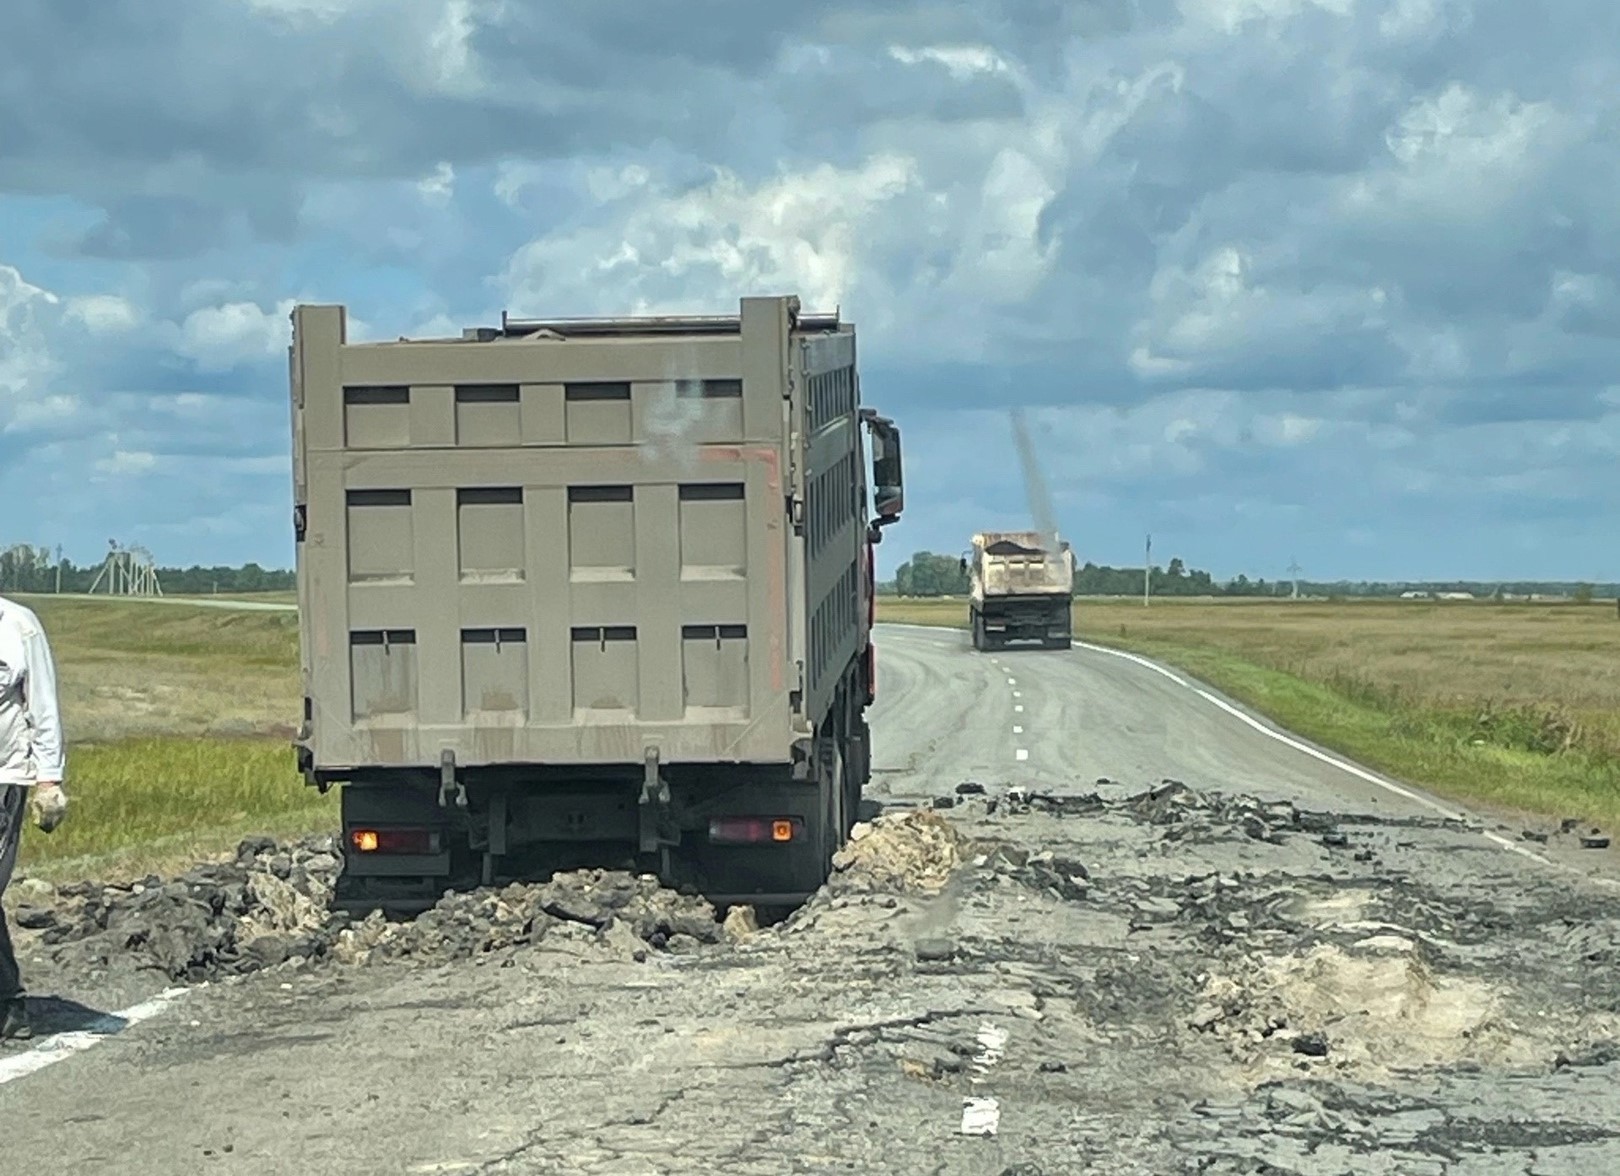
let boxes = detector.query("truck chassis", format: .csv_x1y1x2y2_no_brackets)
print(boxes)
970,595,1073,651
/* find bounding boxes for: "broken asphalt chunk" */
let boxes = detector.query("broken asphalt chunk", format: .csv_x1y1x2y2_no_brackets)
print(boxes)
1291,1032,1329,1057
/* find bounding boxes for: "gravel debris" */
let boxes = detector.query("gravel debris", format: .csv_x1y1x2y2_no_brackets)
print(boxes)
18,838,724,982
827,809,966,895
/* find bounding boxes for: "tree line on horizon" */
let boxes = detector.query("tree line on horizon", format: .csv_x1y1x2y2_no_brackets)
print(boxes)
0,543,1606,602
883,550,1611,600
0,545,294,595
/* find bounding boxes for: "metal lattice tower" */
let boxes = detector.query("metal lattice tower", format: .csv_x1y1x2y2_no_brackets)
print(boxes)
1288,558,1302,599
88,540,163,597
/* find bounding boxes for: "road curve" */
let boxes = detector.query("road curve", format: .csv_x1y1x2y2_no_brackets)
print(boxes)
872,622,1438,817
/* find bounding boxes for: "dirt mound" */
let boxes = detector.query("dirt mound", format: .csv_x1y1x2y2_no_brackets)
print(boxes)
827,809,968,896
17,838,723,983
1188,935,1535,1077
19,835,344,982
331,869,722,965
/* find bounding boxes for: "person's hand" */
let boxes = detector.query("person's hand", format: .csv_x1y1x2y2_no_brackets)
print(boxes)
30,780,67,833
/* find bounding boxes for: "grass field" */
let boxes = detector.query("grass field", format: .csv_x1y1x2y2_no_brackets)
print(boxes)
12,591,1620,879
9,596,328,880
879,596,1620,829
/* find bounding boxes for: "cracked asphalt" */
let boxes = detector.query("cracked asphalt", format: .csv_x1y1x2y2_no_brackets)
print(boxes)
3,623,1620,1175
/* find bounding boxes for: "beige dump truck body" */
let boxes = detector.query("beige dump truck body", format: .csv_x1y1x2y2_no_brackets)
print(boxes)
965,530,1075,650
288,295,905,909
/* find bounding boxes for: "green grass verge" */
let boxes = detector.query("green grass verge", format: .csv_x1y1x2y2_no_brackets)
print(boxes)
1099,637,1620,829
15,736,337,883
877,599,1620,830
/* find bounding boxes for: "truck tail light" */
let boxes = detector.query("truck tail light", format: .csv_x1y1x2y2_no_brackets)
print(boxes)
350,827,438,855
708,817,804,845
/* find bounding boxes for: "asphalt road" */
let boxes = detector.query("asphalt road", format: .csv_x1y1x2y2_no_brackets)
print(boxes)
3,623,1620,1174
870,624,1436,810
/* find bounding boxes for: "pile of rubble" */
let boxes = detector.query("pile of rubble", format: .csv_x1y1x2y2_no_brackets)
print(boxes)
1124,780,1349,847
13,835,345,982
827,809,968,896
12,836,725,983
331,869,724,966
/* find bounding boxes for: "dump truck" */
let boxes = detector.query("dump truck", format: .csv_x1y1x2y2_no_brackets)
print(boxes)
963,531,1074,651
287,295,905,912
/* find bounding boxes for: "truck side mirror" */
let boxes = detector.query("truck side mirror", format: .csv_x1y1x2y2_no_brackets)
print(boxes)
860,409,904,522
958,556,967,573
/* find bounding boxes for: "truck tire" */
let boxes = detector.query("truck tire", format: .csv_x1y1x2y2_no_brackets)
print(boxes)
970,612,985,651
828,737,849,855
844,717,867,834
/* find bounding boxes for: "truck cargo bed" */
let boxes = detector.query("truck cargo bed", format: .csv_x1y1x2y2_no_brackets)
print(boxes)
287,295,906,908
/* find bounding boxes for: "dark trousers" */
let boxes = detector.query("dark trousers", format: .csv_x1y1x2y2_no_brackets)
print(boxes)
0,785,24,1002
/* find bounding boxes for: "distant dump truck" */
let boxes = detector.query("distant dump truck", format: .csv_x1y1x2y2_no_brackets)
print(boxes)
287,296,905,912
963,531,1075,651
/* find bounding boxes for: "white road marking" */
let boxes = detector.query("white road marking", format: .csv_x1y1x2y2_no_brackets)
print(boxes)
1015,749,1029,762
0,986,192,1086
1006,678,1017,686
1013,726,1024,735
1014,704,1024,713
960,1023,1008,1136
1070,640,1556,866
1012,691,1021,700
882,623,1588,873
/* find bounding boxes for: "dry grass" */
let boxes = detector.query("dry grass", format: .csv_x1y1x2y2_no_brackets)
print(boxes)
6,597,321,879
879,596,1620,827
17,596,300,743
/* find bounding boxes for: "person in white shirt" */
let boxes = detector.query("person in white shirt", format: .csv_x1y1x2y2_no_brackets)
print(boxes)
0,595,68,1042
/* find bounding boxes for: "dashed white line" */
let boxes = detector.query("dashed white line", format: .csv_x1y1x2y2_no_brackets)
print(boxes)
1014,705,1023,714
1012,691,1021,700
1015,749,1029,762
1006,678,1017,686
0,986,192,1086
960,1023,1008,1136
1013,725,1024,735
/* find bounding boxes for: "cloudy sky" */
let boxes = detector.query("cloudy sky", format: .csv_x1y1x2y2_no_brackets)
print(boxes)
2,0,1616,583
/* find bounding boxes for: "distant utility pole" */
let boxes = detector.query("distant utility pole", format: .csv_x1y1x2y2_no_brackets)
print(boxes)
1144,533,1152,607
1288,557,1302,600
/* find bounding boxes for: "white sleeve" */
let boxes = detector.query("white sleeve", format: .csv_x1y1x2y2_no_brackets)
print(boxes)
22,622,65,782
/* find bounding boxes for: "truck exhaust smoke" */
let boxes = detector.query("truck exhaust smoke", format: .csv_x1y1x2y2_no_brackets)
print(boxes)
1008,408,1059,552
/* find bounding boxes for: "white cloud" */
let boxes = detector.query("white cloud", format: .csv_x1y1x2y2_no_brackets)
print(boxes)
417,161,456,205
0,265,68,432
3,395,80,435
94,449,159,476
176,299,294,371
888,44,1011,79
240,0,360,21
1362,83,1564,221
501,155,922,318
1178,0,1355,35
64,294,140,334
